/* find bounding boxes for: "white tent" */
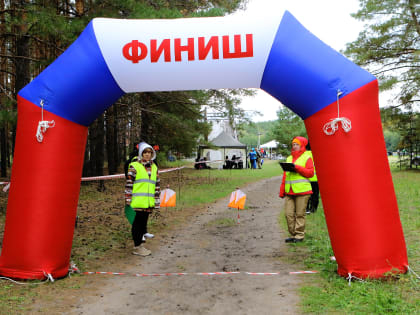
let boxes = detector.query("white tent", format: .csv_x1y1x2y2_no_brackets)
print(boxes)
260,140,278,149
199,132,247,169
260,140,279,159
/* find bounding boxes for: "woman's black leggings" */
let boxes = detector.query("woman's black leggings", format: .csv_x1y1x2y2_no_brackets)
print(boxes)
132,211,150,246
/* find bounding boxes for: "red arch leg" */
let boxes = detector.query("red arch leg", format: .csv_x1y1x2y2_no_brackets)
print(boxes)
0,96,87,279
305,80,408,278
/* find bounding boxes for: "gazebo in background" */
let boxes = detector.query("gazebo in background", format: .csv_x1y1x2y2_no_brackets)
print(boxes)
261,140,279,159
198,131,247,169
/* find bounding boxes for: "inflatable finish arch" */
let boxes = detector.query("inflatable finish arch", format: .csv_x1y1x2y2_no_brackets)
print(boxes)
0,11,407,279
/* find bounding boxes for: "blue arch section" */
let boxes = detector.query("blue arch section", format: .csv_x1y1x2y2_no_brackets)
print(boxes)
19,21,124,126
260,11,376,120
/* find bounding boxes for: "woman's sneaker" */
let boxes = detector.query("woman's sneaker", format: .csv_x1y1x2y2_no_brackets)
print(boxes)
144,233,154,239
132,244,151,256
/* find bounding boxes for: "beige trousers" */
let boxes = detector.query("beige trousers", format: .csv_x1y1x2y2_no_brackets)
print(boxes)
284,194,310,239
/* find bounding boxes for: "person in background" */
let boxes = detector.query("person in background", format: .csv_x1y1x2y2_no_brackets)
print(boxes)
202,157,210,169
231,155,238,169
124,143,139,178
249,148,257,169
238,156,244,169
305,142,319,214
194,154,201,170
256,149,262,169
125,142,160,256
279,137,314,243
224,155,232,169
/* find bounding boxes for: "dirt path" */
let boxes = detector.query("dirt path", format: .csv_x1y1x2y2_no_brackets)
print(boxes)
71,176,303,315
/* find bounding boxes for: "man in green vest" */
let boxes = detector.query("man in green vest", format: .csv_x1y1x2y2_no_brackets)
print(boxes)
125,142,160,256
279,137,314,243
305,142,319,214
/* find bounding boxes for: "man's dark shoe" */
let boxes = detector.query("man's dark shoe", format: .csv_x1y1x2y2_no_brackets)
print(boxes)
285,238,295,243
294,238,304,243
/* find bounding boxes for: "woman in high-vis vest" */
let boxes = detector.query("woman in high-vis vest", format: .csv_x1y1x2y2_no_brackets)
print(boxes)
125,142,160,256
279,137,314,243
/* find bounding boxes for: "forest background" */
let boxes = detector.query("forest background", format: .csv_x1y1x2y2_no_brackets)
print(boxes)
0,0,418,178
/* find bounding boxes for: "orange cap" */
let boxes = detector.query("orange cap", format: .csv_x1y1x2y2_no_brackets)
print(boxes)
292,138,301,146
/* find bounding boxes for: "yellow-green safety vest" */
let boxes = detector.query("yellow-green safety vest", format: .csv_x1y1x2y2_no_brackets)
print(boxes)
130,161,157,209
307,151,318,182
285,151,312,194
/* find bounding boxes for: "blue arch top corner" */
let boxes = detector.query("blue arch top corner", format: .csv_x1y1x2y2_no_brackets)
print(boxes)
260,11,376,120
18,20,125,126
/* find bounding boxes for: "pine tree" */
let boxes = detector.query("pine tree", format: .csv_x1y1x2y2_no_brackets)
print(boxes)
345,0,419,109
0,0,250,177
271,107,307,157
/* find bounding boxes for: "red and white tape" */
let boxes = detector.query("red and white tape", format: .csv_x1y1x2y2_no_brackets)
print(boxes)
80,166,187,181
81,174,126,181
81,166,187,182
1,166,188,192
81,270,317,277
1,159,227,191
82,271,240,277
245,272,282,275
193,159,224,165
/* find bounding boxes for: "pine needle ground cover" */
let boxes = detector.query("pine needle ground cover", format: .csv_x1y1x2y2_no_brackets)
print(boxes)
282,169,420,314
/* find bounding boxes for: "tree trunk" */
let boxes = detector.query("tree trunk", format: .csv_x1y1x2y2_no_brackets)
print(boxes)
6,124,10,168
91,114,105,190
96,114,105,190
0,127,7,177
76,0,84,16
105,107,117,174
119,112,128,166
12,0,30,154
0,0,6,177
408,0,420,37
82,135,90,177
112,103,120,171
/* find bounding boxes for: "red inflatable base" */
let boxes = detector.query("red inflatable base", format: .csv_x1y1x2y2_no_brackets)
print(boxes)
305,80,408,279
0,96,88,280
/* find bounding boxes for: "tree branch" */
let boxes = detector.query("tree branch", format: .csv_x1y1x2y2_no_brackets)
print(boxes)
30,36,65,52
0,8,27,15
115,102,162,115
0,69,16,77
390,99,420,109
0,54,39,62
0,83,15,102
373,65,420,75
408,0,420,36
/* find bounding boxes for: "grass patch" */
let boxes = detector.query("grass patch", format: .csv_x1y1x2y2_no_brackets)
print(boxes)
283,169,420,314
